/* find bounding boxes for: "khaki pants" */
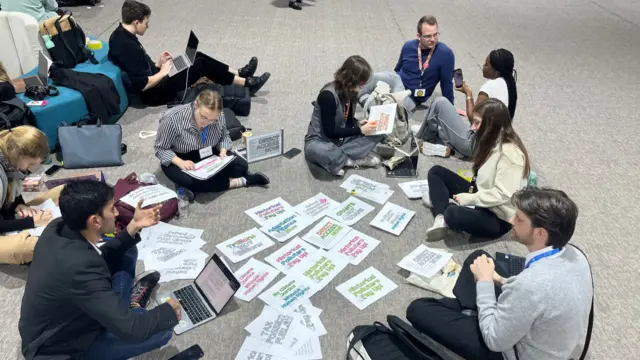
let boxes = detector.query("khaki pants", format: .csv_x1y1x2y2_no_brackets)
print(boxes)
0,186,64,265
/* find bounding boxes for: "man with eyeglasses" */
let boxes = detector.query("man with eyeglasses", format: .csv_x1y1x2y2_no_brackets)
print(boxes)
395,15,455,107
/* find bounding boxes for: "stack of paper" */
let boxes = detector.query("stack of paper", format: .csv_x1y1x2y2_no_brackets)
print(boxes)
138,222,209,283
340,175,394,205
182,155,236,180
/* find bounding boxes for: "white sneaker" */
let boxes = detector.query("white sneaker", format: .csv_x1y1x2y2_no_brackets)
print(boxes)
346,153,382,168
422,191,432,208
336,169,345,177
410,124,421,136
426,215,448,241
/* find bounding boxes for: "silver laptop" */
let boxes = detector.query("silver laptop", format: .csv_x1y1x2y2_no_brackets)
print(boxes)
23,51,51,87
156,253,240,335
168,31,199,77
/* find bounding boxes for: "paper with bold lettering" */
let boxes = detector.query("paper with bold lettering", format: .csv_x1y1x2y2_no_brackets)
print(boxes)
217,228,275,263
259,211,314,243
340,174,394,204
301,217,351,250
397,245,453,279
287,299,323,318
398,179,430,199
368,103,397,135
119,184,177,208
369,202,416,236
297,251,349,291
245,306,313,356
329,229,380,265
234,337,288,360
327,196,375,226
182,155,236,180
139,222,205,250
245,197,294,225
234,258,281,302
258,275,318,311
293,193,339,221
264,237,318,274
246,129,284,163
336,267,398,310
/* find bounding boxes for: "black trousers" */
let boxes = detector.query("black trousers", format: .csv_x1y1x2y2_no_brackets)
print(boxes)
161,148,248,193
142,52,236,106
427,165,512,239
406,250,509,360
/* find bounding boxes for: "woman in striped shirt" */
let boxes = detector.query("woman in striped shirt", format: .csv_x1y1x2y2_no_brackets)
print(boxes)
154,90,269,194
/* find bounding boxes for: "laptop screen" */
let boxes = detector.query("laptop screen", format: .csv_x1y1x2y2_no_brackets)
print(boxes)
37,52,50,83
185,31,199,63
194,254,238,314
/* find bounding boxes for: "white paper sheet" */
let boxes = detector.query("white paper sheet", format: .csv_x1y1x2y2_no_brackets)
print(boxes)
26,199,62,236
119,184,177,208
397,245,453,279
328,229,380,265
397,180,430,199
368,103,397,135
259,211,314,243
264,237,319,274
156,252,209,283
245,197,294,225
139,222,205,250
420,142,449,157
245,306,314,357
234,337,289,360
217,228,276,263
297,251,350,292
292,336,323,359
182,155,236,180
336,267,398,310
293,193,339,221
369,202,415,236
234,258,281,302
258,275,318,311
301,217,351,250
340,174,394,204
327,196,375,226
288,299,323,318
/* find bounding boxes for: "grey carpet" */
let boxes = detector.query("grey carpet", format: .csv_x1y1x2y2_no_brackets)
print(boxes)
2,0,640,359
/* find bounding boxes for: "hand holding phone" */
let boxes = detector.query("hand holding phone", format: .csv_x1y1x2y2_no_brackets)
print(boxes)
454,68,464,88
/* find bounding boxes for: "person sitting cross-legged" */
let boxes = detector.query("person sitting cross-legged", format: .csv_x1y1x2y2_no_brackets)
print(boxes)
19,180,182,360
407,187,593,360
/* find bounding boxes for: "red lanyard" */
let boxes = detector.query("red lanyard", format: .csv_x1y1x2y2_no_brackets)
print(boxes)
417,46,435,88
343,101,351,120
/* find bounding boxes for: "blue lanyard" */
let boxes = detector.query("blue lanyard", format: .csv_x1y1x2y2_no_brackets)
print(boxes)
192,102,208,145
525,248,560,269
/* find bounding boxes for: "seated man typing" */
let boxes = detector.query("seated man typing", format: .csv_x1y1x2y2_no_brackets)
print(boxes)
19,180,182,360
108,0,270,106
407,187,593,360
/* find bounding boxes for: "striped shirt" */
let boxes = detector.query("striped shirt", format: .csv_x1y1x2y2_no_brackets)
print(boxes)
154,103,232,166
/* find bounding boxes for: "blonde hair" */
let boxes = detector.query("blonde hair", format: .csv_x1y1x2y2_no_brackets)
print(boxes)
0,126,49,167
194,89,222,111
0,62,10,83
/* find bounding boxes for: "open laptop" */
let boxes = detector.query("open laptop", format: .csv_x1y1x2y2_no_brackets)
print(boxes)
12,51,51,93
386,134,419,178
168,31,199,77
156,254,240,335
495,252,526,277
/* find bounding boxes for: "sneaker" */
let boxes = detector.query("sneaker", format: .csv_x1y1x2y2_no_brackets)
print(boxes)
130,270,160,309
426,215,448,242
421,191,432,208
346,153,382,168
336,169,345,177
410,124,422,136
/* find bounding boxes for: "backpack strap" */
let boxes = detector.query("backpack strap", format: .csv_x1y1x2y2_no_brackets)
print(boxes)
387,315,448,360
346,322,391,360
54,13,78,67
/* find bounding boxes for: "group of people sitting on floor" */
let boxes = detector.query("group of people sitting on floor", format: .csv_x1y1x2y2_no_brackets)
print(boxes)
0,5,593,360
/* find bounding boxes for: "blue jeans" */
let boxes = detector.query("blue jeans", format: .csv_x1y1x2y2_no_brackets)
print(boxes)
80,247,173,360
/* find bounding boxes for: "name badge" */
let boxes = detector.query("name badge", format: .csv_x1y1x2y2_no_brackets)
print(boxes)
199,146,213,159
414,89,426,97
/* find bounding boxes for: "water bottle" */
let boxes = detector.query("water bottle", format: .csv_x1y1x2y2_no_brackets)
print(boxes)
177,188,190,219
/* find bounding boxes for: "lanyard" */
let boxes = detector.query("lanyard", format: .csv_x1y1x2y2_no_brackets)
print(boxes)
525,248,561,269
417,45,435,88
343,101,351,120
192,103,208,145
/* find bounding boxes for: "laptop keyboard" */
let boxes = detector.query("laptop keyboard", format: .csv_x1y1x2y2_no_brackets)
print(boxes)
174,286,212,324
173,55,188,72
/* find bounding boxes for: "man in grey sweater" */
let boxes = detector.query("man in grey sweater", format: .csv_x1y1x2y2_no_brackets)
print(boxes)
407,187,593,360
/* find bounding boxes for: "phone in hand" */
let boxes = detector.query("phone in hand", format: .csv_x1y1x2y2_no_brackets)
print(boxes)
168,344,204,360
44,165,62,176
282,148,301,159
454,68,464,88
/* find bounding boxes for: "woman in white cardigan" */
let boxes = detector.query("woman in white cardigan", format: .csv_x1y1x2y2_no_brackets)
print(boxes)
424,98,530,241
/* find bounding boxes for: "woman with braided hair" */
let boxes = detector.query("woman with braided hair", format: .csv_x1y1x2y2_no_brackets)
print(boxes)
414,48,518,158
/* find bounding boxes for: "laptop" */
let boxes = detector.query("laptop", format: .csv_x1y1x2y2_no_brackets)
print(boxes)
168,31,199,77
386,134,419,178
156,254,240,335
13,51,51,93
495,252,526,277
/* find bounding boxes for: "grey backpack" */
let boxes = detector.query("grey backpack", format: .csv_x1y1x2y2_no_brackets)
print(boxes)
362,81,411,150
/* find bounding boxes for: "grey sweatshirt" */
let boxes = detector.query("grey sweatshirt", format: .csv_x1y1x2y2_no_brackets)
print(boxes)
476,246,592,360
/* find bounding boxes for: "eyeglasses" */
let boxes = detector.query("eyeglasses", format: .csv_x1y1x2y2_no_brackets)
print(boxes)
420,32,440,40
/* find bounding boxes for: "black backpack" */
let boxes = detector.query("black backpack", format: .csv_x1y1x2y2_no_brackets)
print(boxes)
0,98,36,130
347,316,451,360
40,12,97,69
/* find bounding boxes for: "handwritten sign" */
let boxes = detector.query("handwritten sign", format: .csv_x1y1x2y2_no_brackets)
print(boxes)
217,228,275,263
259,211,314,243
245,197,294,226
397,179,430,199
293,193,339,221
340,174,394,204
327,196,375,226
246,129,284,163
301,216,351,250
119,184,177,208
298,252,349,291
369,202,416,236
336,267,398,310
264,237,318,274
329,229,380,265
258,275,318,311
233,258,281,302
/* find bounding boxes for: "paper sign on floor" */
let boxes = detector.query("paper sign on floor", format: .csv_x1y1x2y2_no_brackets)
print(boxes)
245,197,294,225
398,179,430,199
340,174,394,204
245,306,314,357
258,275,318,311
336,267,398,310
259,211,315,242
234,258,281,302
397,245,453,279
327,196,375,226
297,251,350,291
329,229,380,265
155,251,209,283
234,337,289,360
216,228,275,263
293,192,339,221
369,202,415,236
302,216,351,250
264,237,319,274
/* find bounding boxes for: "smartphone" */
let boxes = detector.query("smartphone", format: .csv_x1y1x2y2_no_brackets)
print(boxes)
26,100,48,107
282,148,301,159
168,345,204,360
454,68,464,88
44,165,62,176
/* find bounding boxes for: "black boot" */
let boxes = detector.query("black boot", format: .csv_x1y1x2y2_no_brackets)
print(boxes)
238,57,258,78
245,72,271,96
289,1,302,10
245,172,270,187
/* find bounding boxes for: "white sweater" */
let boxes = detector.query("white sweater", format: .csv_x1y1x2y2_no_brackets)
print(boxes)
455,143,526,222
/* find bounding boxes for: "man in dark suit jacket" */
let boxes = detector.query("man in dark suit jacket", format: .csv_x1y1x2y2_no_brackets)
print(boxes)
19,180,182,360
